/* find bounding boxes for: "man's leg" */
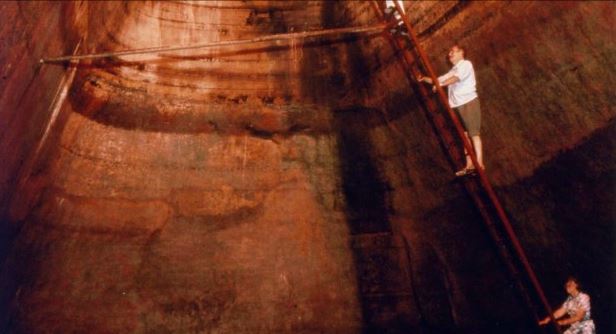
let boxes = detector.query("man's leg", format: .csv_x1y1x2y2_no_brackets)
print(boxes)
462,99,482,171
462,134,484,170
455,132,473,176
456,133,483,176
471,135,484,169
463,132,473,169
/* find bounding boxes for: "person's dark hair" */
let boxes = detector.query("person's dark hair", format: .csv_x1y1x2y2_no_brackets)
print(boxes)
454,44,466,57
566,276,582,290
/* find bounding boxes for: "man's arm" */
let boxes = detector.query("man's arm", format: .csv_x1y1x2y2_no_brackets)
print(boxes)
417,74,433,84
417,72,459,88
438,75,459,87
557,309,585,326
555,294,591,326
538,306,567,325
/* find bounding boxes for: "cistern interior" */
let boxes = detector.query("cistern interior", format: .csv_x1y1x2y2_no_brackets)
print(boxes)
0,1,614,333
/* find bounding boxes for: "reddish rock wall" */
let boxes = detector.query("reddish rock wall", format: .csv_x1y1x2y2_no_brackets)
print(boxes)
0,2,85,328
0,1,84,219
3,1,365,333
0,1,614,333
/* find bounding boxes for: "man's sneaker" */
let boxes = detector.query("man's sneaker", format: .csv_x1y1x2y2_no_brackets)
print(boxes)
455,167,477,177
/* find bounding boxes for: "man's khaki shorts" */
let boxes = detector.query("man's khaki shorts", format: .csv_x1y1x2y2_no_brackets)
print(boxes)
455,98,481,136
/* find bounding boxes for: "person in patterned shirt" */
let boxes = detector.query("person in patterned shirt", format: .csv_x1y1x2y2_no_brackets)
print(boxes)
538,276,596,334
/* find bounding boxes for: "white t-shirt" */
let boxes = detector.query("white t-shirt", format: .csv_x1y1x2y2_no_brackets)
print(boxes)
438,59,478,108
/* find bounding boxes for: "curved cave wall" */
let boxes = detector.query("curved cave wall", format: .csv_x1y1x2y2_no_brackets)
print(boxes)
0,1,614,333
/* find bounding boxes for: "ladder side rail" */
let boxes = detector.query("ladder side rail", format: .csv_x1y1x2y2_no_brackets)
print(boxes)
464,181,543,326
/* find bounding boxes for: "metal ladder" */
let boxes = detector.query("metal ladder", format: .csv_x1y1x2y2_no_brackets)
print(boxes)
370,2,560,333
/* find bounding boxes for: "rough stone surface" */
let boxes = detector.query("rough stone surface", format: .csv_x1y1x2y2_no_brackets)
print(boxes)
0,1,614,333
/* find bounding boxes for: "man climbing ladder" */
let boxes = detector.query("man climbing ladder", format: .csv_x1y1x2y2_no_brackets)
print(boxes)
417,45,485,176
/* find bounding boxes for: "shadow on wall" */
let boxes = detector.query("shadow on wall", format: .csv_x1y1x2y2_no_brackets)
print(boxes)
316,3,457,332
299,2,558,333
334,106,399,333
502,119,616,334
420,193,544,334
334,108,392,236
331,108,457,334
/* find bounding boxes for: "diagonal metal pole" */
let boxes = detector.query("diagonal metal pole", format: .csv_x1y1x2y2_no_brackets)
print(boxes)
40,23,387,63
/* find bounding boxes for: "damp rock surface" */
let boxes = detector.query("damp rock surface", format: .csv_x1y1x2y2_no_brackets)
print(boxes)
0,1,614,333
